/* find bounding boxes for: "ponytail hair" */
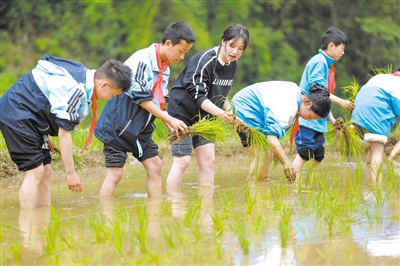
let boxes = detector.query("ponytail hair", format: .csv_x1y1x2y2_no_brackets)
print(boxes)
221,24,250,52
305,83,331,118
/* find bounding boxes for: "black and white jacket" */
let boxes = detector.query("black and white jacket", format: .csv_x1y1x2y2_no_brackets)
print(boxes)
168,46,238,125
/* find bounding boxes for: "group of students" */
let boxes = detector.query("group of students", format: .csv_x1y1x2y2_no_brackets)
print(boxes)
1,22,399,209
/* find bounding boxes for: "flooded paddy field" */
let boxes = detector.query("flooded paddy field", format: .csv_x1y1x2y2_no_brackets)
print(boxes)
1,153,399,265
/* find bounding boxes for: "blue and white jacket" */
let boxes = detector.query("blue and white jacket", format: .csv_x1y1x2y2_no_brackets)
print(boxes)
94,44,169,155
232,81,303,139
351,74,400,136
0,55,94,141
298,49,334,133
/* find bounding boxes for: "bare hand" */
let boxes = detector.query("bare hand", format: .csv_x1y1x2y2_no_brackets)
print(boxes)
220,111,235,123
66,172,83,192
283,161,296,181
47,134,55,152
166,117,188,138
341,100,354,111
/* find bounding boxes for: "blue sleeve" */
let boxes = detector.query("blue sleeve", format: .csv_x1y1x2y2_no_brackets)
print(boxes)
392,96,400,118
48,85,87,131
305,60,329,92
263,116,285,139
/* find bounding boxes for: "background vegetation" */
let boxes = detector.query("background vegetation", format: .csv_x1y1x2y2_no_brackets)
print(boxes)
1,0,399,127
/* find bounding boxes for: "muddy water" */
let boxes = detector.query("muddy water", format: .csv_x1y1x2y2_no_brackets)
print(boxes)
1,154,399,265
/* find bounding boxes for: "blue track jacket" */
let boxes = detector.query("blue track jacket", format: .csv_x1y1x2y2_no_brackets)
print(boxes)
0,55,94,141
298,49,334,133
94,44,169,156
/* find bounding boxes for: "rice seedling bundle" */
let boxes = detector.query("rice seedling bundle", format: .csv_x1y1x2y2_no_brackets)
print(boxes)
330,117,366,160
232,119,271,155
231,119,272,177
168,115,227,145
342,76,360,103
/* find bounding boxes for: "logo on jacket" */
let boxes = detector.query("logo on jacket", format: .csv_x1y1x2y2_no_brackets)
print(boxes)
212,79,233,86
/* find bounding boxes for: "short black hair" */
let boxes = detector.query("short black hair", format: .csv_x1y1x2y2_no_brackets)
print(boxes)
162,21,196,45
321,26,348,49
306,83,331,118
96,59,132,93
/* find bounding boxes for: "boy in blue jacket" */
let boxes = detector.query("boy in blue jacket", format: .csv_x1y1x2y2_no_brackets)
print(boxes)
94,22,196,198
0,56,132,209
293,26,354,175
351,70,400,181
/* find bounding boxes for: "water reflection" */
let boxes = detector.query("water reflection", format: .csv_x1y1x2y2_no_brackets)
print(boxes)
0,155,398,265
98,196,116,226
166,185,215,234
18,207,50,255
352,186,400,260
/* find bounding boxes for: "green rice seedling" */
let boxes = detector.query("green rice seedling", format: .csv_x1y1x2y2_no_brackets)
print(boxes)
90,214,111,243
112,218,124,255
160,200,172,217
244,185,257,214
342,76,360,103
219,187,234,219
172,221,185,245
129,251,160,265
9,243,21,264
195,193,203,207
279,205,292,247
135,202,148,253
161,225,176,249
115,202,129,223
230,215,250,254
168,115,227,145
304,153,316,186
183,202,197,227
41,206,61,255
191,224,203,242
277,182,289,198
214,238,223,259
211,210,224,236
61,215,79,250
231,119,271,178
370,182,385,210
252,212,265,233
183,194,202,227
371,64,392,75
314,191,326,222
324,200,339,236
257,184,272,201
329,118,366,160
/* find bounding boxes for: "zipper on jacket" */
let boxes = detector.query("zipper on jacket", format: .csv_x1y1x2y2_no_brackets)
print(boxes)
118,120,132,136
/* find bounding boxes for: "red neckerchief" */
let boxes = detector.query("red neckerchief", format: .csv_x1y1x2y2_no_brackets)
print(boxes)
153,43,170,110
328,64,336,93
81,91,97,153
289,113,300,153
323,49,336,93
